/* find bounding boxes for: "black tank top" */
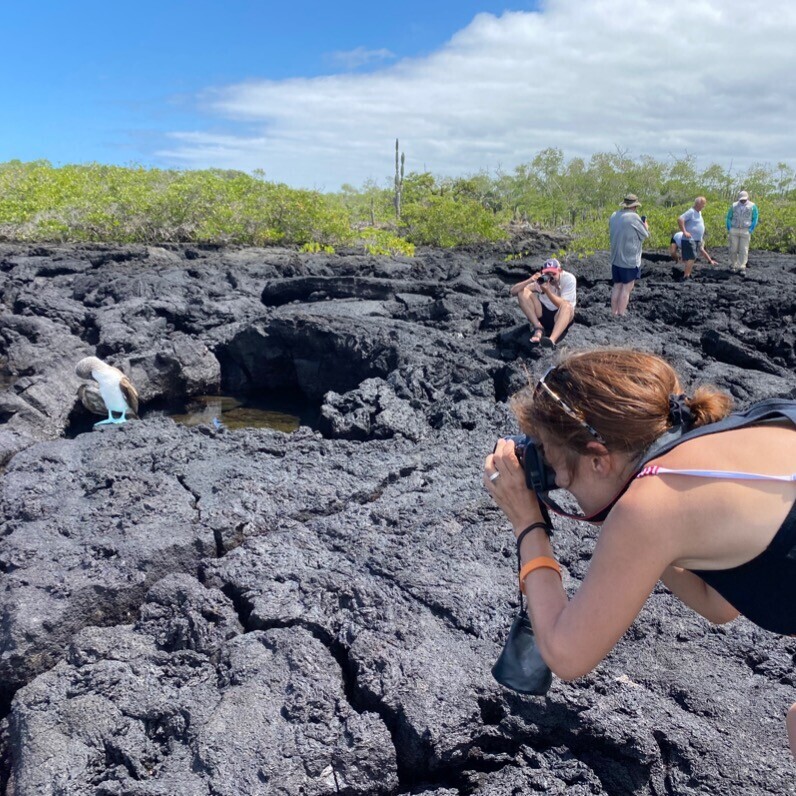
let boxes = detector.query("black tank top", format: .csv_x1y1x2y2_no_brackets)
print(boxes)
692,499,796,634
636,398,796,635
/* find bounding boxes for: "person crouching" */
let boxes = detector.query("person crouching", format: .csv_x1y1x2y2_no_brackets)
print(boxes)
510,258,576,350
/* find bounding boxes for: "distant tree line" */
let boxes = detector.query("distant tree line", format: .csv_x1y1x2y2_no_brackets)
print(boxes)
1,152,794,253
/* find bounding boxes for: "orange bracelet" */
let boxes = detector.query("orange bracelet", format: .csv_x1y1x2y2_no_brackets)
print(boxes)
519,556,562,590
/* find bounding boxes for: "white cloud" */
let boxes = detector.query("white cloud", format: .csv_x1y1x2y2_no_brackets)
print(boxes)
156,0,796,189
327,46,396,70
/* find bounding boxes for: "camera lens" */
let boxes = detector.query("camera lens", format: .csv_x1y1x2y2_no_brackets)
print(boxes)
500,435,557,493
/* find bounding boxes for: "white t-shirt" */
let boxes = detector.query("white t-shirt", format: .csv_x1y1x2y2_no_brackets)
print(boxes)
539,270,577,311
678,207,705,240
673,231,707,249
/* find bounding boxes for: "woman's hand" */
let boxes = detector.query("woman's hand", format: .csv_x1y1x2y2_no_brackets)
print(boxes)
484,438,546,535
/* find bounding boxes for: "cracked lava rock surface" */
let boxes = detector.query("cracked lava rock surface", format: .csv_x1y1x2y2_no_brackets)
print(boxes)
0,240,794,795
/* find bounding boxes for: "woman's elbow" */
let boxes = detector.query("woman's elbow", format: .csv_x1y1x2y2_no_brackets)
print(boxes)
707,606,741,625
703,589,742,625
539,639,597,682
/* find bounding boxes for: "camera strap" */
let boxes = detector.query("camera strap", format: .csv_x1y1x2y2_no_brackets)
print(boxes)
514,522,553,601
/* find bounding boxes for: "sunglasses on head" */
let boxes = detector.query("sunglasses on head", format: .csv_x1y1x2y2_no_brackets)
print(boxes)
534,366,607,445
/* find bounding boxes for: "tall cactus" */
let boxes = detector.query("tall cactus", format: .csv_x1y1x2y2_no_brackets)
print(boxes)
394,139,405,219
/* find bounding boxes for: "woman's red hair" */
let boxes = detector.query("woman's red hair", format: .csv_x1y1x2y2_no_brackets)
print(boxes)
511,349,733,455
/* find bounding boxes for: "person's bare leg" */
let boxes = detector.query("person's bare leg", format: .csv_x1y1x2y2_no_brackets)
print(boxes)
683,259,695,278
616,281,634,316
610,283,621,316
788,702,796,758
517,288,544,338
548,302,574,344
669,243,680,263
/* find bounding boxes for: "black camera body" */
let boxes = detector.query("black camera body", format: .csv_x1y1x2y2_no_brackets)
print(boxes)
502,435,557,493
537,274,552,284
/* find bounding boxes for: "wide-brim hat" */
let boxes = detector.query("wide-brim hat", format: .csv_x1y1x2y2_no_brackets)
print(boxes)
737,190,749,201
620,194,641,208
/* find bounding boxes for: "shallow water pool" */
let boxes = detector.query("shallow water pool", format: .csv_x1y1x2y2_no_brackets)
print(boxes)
163,394,306,432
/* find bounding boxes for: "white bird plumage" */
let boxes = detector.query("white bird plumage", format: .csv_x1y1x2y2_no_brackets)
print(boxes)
75,356,139,426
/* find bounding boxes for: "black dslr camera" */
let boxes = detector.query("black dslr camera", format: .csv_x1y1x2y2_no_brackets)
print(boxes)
502,435,557,493
537,274,553,285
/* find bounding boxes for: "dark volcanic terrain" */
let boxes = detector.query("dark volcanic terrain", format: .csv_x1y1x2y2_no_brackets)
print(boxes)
0,240,794,795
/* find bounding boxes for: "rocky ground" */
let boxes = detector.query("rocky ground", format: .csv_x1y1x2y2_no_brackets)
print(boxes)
0,239,794,795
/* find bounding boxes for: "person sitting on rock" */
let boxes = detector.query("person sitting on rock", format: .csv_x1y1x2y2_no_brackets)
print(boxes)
669,231,717,266
484,348,796,757
509,259,576,350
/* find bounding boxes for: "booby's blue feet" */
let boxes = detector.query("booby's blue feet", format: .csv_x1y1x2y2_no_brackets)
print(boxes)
94,411,127,427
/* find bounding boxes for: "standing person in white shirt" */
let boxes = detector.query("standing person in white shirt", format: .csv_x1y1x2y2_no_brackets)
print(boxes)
510,258,576,350
678,197,709,279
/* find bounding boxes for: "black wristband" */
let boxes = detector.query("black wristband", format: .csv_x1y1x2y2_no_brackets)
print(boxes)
517,521,553,542
515,521,552,562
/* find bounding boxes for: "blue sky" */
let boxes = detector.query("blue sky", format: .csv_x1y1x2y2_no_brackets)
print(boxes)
3,1,534,167
3,1,795,189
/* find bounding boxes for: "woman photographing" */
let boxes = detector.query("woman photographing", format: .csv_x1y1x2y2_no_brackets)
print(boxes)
484,348,796,755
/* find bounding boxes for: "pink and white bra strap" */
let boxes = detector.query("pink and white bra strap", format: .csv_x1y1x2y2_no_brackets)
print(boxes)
637,465,796,482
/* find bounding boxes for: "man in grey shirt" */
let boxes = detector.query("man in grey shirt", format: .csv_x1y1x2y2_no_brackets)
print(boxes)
609,194,649,316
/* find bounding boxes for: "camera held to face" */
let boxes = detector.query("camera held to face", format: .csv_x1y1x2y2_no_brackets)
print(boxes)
501,435,557,493
537,273,553,285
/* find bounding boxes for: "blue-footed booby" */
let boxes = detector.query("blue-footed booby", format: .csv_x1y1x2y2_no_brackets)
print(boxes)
75,356,139,426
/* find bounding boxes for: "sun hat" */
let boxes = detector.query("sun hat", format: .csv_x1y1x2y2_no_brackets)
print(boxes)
541,258,562,274
620,194,641,208
737,190,749,201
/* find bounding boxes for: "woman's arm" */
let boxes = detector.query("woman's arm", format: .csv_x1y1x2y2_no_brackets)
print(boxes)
660,565,740,624
522,499,674,680
485,442,675,682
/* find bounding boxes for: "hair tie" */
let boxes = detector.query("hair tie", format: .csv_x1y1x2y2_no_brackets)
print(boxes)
668,393,694,429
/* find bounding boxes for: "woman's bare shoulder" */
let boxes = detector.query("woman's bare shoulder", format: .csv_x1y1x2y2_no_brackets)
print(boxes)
602,475,698,561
